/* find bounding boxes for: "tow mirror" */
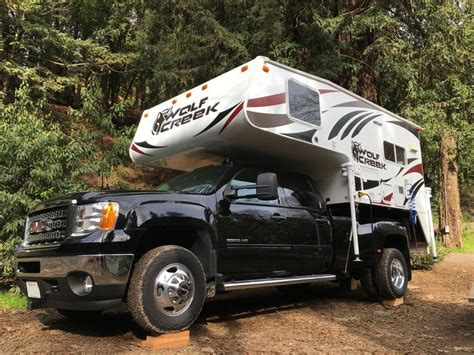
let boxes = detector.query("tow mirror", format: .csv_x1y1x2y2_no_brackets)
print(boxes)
224,172,279,201
256,172,278,201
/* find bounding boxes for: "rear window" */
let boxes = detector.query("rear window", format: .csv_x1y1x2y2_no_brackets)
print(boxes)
288,79,321,126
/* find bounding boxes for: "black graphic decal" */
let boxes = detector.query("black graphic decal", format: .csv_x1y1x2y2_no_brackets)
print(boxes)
194,102,241,137
340,112,373,140
387,120,419,138
283,129,317,143
328,110,365,140
135,141,166,149
351,114,381,138
380,167,404,183
403,178,424,205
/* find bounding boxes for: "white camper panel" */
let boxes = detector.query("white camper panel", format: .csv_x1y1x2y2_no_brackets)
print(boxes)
130,57,434,246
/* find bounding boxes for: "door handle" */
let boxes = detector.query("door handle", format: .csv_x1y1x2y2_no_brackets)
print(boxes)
271,213,286,221
315,218,331,225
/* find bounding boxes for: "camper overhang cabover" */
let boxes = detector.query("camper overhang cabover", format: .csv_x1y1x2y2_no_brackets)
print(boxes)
130,56,436,258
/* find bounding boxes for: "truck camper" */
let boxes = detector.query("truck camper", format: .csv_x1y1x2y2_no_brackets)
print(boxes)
16,57,436,334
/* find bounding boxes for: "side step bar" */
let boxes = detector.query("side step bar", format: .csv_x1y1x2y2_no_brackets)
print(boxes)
222,274,337,291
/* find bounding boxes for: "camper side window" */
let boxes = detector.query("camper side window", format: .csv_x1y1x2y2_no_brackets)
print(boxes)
288,79,321,126
384,141,405,165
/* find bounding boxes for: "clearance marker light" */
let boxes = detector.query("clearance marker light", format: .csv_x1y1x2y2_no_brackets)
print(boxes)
172,99,177,104
186,92,192,98
143,111,149,118
262,65,269,72
241,65,248,72
202,84,208,90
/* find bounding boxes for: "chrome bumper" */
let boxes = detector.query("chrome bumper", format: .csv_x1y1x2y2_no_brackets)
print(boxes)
16,254,134,286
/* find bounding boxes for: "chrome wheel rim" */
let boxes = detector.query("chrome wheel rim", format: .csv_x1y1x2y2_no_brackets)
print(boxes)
390,258,405,290
154,263,195,317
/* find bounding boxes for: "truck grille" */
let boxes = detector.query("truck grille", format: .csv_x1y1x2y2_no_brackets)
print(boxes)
25,207,69,245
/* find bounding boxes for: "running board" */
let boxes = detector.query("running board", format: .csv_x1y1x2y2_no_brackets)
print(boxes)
222,274,337,291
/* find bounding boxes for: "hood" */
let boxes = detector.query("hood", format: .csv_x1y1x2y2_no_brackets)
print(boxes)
29,190,213,214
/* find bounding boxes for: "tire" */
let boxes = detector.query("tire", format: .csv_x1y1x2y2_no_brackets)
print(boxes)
56,309,102,321
127,245,206,334
360,267,379,300
377,248,408,299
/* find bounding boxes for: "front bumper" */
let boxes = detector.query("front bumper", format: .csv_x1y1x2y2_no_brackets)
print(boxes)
16,254,134,311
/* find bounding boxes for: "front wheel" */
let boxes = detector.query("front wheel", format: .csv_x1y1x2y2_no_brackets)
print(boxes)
127,245,206,334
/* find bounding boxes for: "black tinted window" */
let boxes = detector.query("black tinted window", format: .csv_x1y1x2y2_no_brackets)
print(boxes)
288,79,321,126
384,141,405,165
231,169,280,205
278,173,321,209
384,141,395,162
158,165,231,194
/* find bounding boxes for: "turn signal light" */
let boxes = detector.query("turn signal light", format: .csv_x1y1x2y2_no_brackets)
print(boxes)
99,202,119,230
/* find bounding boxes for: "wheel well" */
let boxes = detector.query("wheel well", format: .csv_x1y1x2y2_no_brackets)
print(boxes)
134,226,216,279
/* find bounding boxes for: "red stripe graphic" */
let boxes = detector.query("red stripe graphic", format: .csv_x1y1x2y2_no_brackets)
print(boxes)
247,93,286,107
219,102,244,134
319,89,338,94
383,192,393,201
403,163,423,176
131,143,149,155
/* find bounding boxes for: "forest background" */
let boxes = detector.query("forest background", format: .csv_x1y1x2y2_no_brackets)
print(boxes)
0,0,472,287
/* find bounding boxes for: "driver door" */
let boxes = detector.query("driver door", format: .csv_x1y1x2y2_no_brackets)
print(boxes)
217,168,293,276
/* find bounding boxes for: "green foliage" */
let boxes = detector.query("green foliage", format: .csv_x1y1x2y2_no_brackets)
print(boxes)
0,290,27,311
0,82,80,285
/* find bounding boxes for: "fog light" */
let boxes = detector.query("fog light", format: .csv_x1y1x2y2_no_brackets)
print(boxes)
68,272,94,296
84,275,93,294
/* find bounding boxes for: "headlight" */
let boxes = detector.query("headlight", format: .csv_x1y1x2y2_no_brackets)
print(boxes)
72,202,119,236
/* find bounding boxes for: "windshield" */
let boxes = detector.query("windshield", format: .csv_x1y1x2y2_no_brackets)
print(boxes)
157,165,232,195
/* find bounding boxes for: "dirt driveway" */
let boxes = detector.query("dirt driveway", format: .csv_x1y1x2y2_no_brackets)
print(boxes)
1,253,473,353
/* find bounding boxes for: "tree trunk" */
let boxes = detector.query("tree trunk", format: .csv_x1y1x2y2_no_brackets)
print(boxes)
438,133,463,248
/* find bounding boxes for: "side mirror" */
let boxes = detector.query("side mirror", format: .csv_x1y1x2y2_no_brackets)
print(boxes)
256,172,278,201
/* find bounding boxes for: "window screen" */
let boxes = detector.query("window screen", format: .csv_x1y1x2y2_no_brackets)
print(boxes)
288,79,321,126
395,145,405,164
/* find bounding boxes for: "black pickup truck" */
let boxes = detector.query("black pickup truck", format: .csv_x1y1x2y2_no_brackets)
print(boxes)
16,164,410,333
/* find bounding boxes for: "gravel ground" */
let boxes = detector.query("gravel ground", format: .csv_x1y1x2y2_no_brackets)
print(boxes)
1,253,473,353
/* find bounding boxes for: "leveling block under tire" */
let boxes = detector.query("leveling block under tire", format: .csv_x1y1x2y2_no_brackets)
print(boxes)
127,246,207,334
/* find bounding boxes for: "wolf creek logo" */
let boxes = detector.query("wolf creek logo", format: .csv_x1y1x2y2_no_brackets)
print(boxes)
352,141,386,170
152,97,219,135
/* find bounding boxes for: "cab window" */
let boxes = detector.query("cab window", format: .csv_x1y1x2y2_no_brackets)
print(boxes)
288,79,321,126
278,173,322,209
